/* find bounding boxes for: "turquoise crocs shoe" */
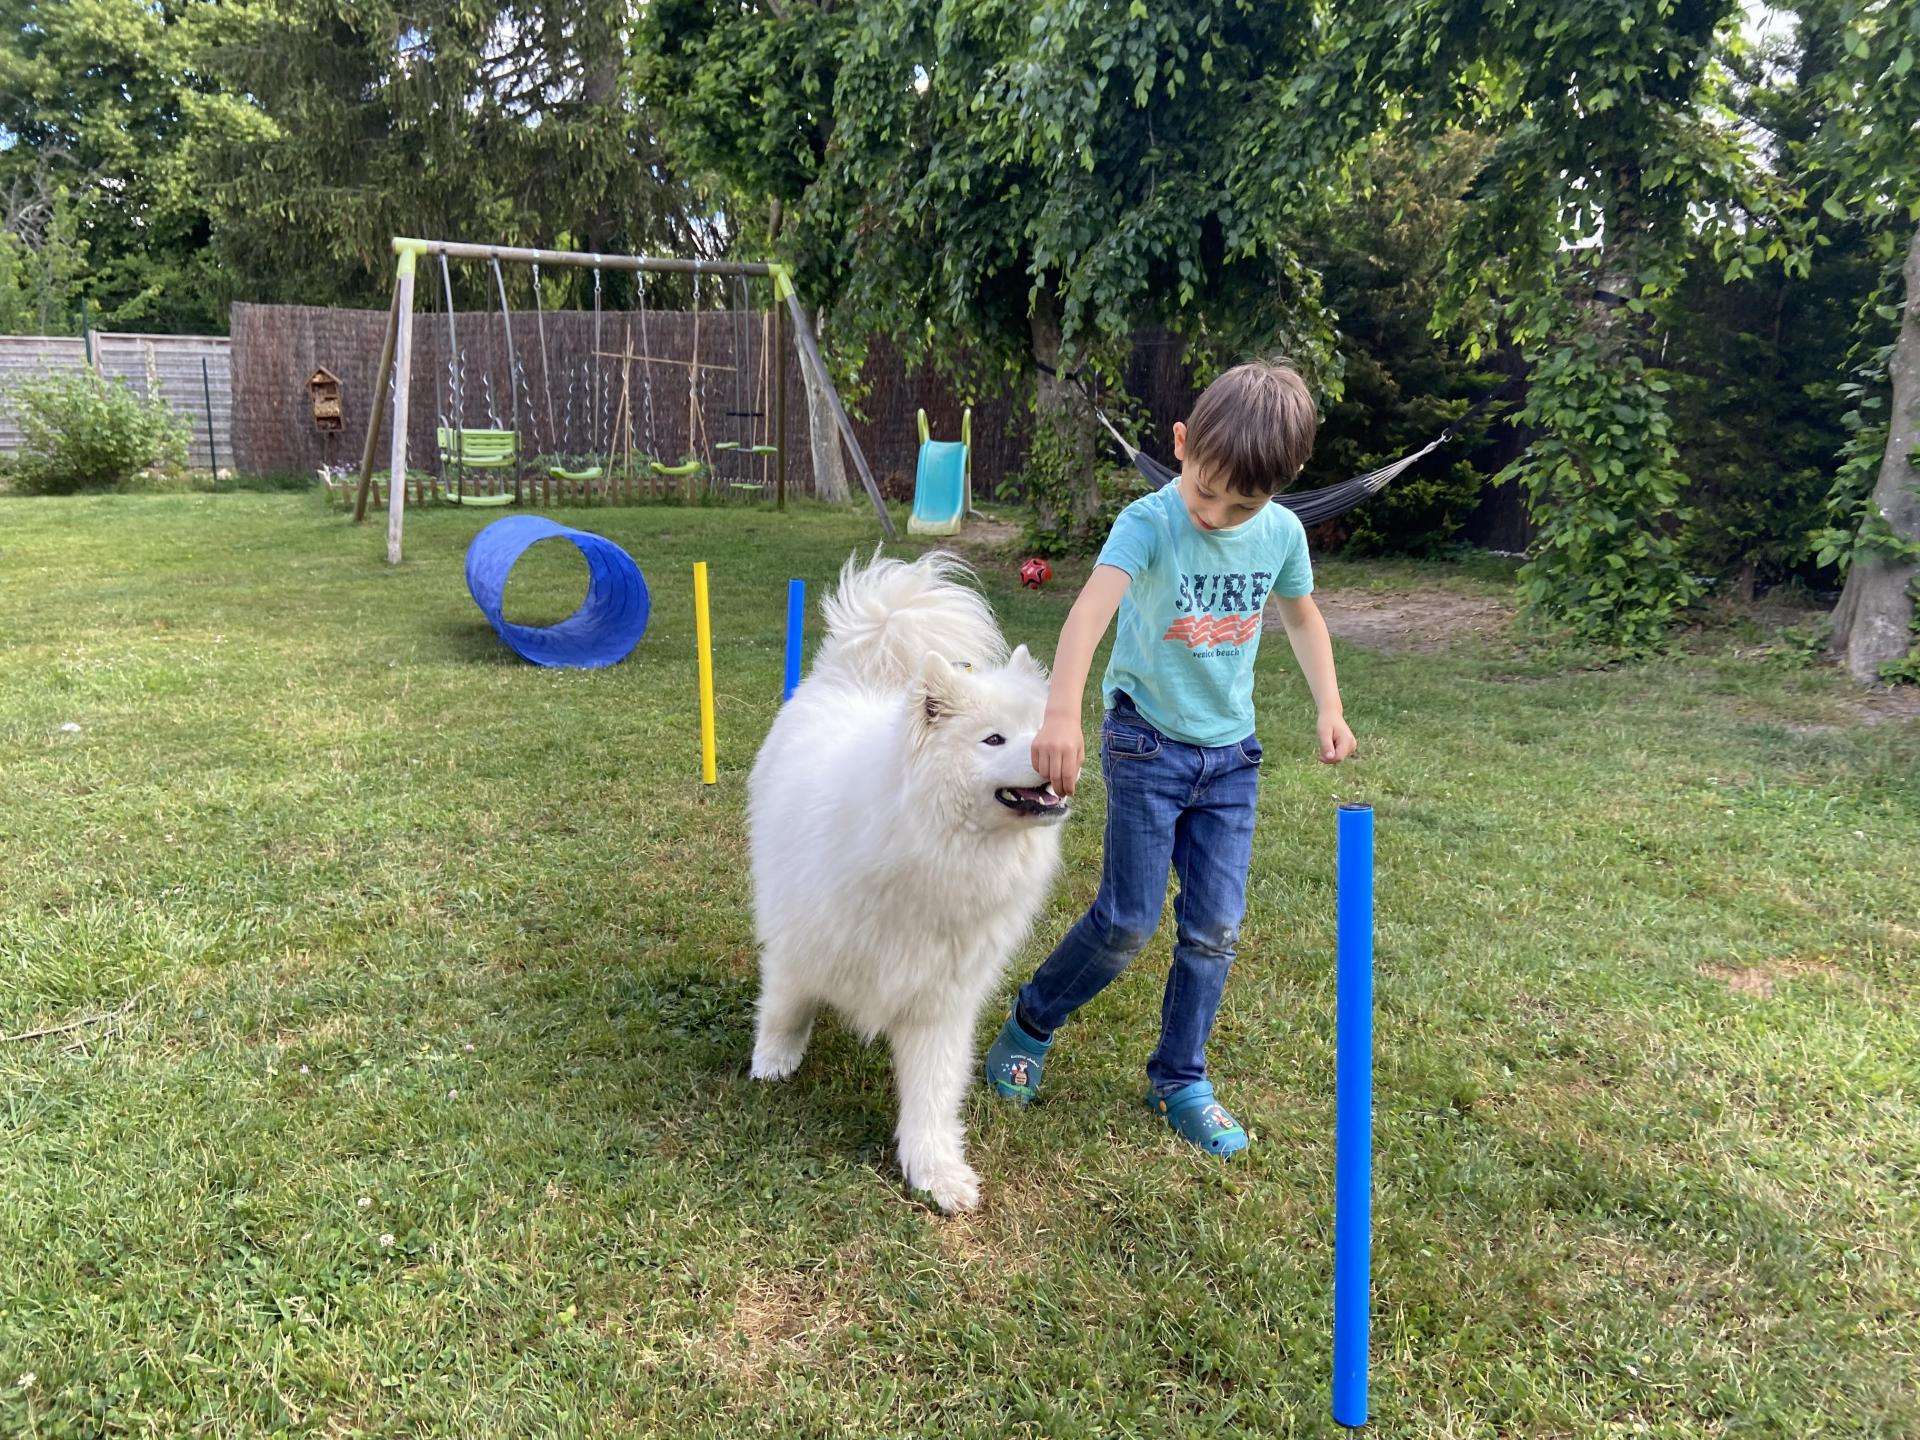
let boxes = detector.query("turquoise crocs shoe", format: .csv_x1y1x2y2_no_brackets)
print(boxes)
984,1009,1051,1103
1148,1080,1248,1157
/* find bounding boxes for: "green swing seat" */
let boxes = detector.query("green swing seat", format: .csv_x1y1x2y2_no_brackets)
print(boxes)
437,427,520,506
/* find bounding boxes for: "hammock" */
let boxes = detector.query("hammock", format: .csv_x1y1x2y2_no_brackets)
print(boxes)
1060,365,1519,526
1089,403,1454,527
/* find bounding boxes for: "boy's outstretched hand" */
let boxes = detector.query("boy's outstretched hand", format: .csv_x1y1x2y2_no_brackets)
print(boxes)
1032,714,1085,796
1318,712,1358,764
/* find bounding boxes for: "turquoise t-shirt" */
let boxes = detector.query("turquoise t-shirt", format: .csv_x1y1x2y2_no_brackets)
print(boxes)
1097,480,1314,747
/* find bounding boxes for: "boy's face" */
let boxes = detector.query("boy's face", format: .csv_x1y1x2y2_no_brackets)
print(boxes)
1171,420,1267,534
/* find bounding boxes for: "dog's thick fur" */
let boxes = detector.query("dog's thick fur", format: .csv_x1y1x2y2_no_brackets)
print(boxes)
747,551,1068,1211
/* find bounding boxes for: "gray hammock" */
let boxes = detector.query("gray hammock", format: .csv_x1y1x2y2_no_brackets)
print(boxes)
1061,366,1517,526
1090,404,1454,527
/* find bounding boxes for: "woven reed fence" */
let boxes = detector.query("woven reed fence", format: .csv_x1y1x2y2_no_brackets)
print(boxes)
230,302,1039,504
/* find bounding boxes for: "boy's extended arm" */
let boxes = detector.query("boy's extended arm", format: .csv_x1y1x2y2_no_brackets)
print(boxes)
1031,564,1133,795
1270,593,1357,764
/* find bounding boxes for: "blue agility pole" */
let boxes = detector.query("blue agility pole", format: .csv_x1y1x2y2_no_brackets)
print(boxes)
784,579,805,701
1333,801,1374,1428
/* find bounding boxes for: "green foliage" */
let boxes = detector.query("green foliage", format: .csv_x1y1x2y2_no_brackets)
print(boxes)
6,371,189,494
1017,403,1140,555
1257,0,1794,648
194,0,701,312
1810,271,1908,575
1878,653,1920,684
1758,616,1834,671
1655,242,1875,590
644,0,1345,394
0,0,224,331
1505,324,1703,653
1305,133,1503,557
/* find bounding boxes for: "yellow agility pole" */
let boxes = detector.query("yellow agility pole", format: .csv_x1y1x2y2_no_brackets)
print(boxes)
693,561,717,784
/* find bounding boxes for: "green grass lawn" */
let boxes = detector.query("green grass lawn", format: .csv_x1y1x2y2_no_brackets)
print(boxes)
1,493,1915,1437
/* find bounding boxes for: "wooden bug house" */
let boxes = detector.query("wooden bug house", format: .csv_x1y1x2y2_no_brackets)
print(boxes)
308,367,343,433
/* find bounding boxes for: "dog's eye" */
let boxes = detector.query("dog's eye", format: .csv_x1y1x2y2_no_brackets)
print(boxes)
981,733,1006,747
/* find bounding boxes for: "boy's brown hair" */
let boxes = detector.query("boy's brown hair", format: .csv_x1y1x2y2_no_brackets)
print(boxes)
1183,360,1318,498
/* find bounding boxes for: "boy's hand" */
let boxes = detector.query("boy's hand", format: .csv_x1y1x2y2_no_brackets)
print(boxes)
1032,714,1086,796
1317,711,1357,765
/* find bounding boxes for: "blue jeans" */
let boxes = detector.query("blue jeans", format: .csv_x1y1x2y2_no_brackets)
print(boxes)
1017,693,1263,1094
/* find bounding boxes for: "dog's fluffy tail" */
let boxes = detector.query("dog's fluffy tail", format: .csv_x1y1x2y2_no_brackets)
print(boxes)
810,549,1008,691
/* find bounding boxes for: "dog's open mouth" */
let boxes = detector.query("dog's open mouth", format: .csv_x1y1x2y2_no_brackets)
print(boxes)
994,784,1071,819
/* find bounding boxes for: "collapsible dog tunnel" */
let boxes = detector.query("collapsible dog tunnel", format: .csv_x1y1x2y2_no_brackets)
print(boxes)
464,515,650,668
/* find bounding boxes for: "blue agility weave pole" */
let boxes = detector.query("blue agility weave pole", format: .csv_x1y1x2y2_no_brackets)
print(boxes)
1333,801,1374,1428
464,515,649,668
784,579,805,701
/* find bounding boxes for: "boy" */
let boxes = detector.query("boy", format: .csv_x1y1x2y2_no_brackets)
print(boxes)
984,360,1356,1156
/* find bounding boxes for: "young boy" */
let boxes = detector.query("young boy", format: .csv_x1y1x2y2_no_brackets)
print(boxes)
984,360,1356,1156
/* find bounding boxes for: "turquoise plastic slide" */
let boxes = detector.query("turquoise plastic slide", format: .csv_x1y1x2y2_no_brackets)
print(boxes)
908,407,972,536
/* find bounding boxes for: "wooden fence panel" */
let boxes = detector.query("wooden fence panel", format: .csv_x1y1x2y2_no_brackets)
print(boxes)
0,332,232,470
0,337,89,453
93,333,233,470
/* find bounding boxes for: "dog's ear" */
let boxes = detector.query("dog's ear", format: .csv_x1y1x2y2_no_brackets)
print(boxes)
1007,644,1048,680
916,653,968,727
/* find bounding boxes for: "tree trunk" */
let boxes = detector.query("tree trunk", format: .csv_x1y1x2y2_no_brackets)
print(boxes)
797,303,850,504
1829,221,1920,683
1029,288,1102,527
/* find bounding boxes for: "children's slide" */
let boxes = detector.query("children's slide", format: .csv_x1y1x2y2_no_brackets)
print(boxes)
907,408,972,537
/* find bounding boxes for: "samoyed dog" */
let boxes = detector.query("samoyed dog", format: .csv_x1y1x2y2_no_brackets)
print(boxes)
747,551,1069,1212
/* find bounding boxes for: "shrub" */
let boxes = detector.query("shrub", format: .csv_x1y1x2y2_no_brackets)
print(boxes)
7,371,190,495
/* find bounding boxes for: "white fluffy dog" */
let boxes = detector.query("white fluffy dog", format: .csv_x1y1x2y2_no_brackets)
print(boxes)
747,551,1069,1211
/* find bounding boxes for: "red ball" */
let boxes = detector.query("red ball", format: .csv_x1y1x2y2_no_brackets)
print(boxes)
1019,557,1053,589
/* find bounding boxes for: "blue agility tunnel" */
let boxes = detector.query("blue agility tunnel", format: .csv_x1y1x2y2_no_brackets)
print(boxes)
464,515,650,668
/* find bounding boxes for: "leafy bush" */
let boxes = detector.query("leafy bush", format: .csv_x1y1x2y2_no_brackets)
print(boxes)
7,371,189,495
1018,404,1144,556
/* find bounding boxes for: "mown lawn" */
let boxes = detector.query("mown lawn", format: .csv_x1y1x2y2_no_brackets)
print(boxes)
1,493,1915,1437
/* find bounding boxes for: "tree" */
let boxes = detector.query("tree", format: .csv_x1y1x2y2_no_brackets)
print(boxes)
1653,18,1882,600
0,189,85,335
1655,241,1872,597
1302,131,1505,557
0,0,222,331
642,0,1347,540
191,0,704,312
1244,0,1794,650
1794,0,1920,682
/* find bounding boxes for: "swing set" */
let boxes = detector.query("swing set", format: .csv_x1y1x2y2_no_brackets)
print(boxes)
353,237,895,564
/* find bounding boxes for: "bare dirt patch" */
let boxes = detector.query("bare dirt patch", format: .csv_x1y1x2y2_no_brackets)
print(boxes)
723,1269,837,1373
1699,963,1775,999
1285,586,1516,654
945,514,1025,556
1774,685,1920,735
1699,955,1869,998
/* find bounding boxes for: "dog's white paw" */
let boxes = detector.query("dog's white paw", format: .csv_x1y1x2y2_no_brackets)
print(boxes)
907,1159,981,1213
749,1046,803,1081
